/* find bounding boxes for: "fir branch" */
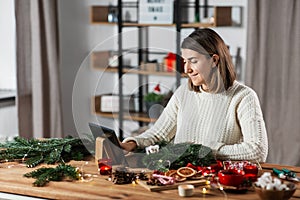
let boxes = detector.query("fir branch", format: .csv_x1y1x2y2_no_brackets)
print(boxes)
0,136,91,167
142,143,215,171
26,155,44,168
24,164,80,187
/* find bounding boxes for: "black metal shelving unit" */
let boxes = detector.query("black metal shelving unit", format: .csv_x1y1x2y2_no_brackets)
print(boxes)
117,0,124,140
115,0,206,140
92,0,244,140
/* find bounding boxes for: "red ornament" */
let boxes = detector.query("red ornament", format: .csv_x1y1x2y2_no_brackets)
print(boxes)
100,166,112,175
98,158,112,175
218,169,245,187
210,160,223,173
165,53,177,72
153,84,161,94
243,163,258,181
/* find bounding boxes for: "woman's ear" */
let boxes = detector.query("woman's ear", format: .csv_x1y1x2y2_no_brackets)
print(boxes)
212,54,219,67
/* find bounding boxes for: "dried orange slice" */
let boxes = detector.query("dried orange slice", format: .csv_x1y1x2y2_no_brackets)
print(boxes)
177,167,197,178
189,171,204,179
172,173,187,182
165,169,177,177
165,169,188,182
165,170,187,182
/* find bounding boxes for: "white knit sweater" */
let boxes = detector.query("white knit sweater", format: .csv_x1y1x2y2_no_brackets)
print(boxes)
123,81,268,162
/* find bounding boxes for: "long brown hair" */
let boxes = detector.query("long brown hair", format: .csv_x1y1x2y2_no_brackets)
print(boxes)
181,28,236,93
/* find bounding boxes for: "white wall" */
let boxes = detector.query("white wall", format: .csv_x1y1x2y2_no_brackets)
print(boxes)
59,0,118,138
0,104,18,138
0,0,16,90
0,1,18,138
58,0,248,138
209,0,248,82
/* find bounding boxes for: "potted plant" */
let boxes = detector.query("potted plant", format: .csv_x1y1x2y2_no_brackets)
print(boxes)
143,92,164,104
144,84,165,118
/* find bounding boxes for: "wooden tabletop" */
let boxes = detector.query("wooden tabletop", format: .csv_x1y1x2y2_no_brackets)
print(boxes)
0,161,299,200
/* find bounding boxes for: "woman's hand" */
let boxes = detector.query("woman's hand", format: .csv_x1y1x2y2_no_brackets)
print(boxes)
119,140,137,152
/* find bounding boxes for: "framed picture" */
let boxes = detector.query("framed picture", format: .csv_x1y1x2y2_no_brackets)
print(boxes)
139,0,173,24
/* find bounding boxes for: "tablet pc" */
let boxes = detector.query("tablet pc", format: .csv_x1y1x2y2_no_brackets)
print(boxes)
88,122,128,166
89,122,121,148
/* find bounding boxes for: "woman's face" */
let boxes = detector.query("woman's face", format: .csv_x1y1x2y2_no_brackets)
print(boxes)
181,48,214,89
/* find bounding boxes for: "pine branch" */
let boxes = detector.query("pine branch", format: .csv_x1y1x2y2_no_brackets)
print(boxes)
24,164,80,187
0,136,92,167
142,143,215,171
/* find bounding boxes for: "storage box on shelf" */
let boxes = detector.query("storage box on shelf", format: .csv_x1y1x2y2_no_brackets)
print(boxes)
90,6,118,24
91,51,119,72
95,94,135,113
90,6,108,23
92,95,155,123
214,7,232,26
140,62,161,72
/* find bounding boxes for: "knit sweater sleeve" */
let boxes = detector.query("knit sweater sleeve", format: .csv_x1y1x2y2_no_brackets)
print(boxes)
215,88,268,162
122,87,181,148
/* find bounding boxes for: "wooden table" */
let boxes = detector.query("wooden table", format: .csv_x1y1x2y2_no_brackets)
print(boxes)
0,161,299,200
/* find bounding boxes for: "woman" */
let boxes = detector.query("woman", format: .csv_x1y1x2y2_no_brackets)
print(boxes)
120,28,268,162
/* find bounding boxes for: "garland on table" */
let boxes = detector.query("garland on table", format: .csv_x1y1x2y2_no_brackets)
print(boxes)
0,136,92,168
142,142,215,172
24,164,80,187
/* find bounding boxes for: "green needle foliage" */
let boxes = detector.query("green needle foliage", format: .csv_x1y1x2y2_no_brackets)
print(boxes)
0,136,91,168
142,143,215,171
24,164,80,187
143,92,165,102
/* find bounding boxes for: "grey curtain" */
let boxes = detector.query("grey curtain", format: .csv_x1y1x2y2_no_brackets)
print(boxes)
15,0,63,138
246,0,300,165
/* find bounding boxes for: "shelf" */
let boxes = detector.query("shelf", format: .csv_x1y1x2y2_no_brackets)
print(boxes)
124,22,217,28
124,68,178,76
92,65,188,77
181,22,215,28
90,22,117,25
94,111,156,123
91,51,187,77
90,21,223,27
93,66,183,76
92,96,156,123
123,23,175,27
0,89,16,107
89,21,215,28
90,6,237,27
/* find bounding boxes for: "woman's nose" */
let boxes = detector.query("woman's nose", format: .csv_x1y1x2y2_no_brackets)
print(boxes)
184,62,193,73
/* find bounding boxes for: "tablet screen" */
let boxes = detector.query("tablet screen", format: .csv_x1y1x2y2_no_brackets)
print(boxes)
88,122,127,166
89,122,121,148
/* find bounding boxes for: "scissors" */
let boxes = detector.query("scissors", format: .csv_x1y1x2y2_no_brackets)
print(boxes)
273,168,300,182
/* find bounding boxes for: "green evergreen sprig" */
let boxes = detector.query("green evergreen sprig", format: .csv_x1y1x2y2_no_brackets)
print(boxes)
0,136,91,167
142,143,215,171
24,164,80,187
